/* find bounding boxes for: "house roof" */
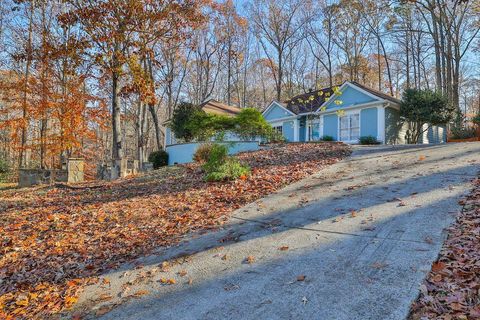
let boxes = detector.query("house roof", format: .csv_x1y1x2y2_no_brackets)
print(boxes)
279,81,400,115
284,85,340,114
350,81,401,105
199,99,241,117
163,100,241,125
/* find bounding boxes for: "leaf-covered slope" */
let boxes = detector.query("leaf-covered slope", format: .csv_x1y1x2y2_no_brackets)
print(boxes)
410,178,480,319
0,142,350,319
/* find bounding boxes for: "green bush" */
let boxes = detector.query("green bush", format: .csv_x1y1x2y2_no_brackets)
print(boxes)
266,129,286,143
400,89,455,143
202,144,250,181
148,150,169,169
186,111,234,141
170,102,202,142
450,126,477,139
202,144,228,173
171,104,281,143
233,108,275,141
193,143,214,163
205,158,250,182
359,136,381,145
472,114,480,126
320,135,334,141
170,102,236,142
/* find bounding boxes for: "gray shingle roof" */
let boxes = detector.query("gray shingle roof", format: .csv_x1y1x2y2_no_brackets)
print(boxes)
283,82,400,115
284,85,339,114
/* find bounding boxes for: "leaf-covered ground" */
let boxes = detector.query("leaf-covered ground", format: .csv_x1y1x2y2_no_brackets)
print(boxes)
0,142,350,319
410,177,480,319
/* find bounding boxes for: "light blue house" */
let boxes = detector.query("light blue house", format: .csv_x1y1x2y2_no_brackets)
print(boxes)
262,81,446,144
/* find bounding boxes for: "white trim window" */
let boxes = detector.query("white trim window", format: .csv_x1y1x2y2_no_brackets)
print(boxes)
339,113,360,142
272,125,283,135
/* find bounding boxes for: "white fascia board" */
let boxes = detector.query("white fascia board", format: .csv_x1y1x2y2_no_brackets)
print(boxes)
384,101,401,110
317,101,385,115
265,115,299,123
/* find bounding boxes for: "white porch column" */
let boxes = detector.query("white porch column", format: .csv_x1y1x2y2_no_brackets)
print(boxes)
305,119,309,142
319,115,324,138
377,105,386,144
293,119,299,142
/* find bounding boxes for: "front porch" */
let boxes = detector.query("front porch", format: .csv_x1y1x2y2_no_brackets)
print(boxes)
268,104,387,145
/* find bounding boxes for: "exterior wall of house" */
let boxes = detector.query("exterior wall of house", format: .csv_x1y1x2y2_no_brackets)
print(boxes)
299,117,306,142
166,141,260,165
384,107,404,144
383,108,446,144
264,103,293,121
323,114,338,140
263,83,415,145
420,124,447,144
269,120,295,142
165,127,174,146
282,120,295,141
324,85,377,110
360,107,378,138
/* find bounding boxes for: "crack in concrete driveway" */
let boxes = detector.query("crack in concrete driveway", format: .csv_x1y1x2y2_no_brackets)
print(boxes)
73,142,480,320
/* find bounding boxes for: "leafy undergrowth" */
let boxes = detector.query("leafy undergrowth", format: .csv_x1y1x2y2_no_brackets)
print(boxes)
410,178,480,320
0,142,350,319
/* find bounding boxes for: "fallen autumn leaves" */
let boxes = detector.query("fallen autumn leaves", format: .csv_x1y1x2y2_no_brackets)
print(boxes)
0,142,350,319
409,177,480,319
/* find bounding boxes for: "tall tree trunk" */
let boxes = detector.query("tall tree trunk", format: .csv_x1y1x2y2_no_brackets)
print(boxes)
411,29,417,89
405,29,410,89
437,4,447,95
431,11,442,92
227,39,232,105
277,50,283,101
111,70,122,161
39,2,48,169
19,0,35,168
136,100,147,170
377,36,381,91
416,32,422,87
378,38,393,96
146,54,162,150
148,103,162,150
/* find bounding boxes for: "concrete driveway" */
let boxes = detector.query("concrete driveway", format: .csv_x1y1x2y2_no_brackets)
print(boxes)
75,142,480,320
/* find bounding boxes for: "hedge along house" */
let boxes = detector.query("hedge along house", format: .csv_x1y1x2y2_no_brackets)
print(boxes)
164,99,242,146
262,81,446,144
163,99,260,165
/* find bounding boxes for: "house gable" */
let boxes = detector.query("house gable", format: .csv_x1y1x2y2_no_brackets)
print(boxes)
263,101,295,121
322,83,381,111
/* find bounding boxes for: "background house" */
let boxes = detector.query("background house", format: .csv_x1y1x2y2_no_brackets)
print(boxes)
262,81,447,144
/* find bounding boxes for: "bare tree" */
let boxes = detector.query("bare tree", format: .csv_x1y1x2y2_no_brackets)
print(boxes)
305,1,336,88
250,0,307,101
330,0,372,83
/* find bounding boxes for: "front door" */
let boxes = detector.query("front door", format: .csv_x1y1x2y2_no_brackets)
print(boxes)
339,113,360,142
